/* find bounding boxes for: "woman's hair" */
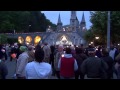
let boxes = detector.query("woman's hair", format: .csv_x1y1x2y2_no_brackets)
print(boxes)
65,47,71,54
35,44,41,51
35,48,44,63
76,47,83,54
102,48,109,56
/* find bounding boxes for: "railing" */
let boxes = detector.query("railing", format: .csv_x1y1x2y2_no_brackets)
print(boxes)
0,32,46,35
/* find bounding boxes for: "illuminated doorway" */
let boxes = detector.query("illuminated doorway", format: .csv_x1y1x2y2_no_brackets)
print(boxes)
56,35,73,45
34,36,41,45
25,36,32,45
18,36,24,44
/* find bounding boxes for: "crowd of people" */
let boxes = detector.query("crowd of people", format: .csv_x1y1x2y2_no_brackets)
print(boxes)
0,42,120,79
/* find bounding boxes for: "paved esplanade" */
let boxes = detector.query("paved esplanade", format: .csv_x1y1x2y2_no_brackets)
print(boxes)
5,58,57,79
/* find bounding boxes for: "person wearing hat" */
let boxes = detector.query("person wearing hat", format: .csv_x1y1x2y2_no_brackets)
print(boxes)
81,48,108,79
27,45,35,63
42,43,51,63
16,46,29,79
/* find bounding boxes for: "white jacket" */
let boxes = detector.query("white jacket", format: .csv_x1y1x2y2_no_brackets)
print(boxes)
25,61,52,79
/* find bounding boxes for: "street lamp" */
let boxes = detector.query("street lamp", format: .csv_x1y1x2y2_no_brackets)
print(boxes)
95,37,99,40
95,37,99,46
91,42,94,44
107,11,111,51
13,29,15,39
28,25,31,32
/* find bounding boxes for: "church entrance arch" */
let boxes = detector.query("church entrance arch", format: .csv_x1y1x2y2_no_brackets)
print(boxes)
56,34,73,45
18,36,24,44
25,36,32,45
34,36,41,46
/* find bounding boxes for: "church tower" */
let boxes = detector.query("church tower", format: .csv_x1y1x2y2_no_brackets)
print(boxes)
70,11,77,31
75,17,79,31
80,12,86,31
57,13,63,32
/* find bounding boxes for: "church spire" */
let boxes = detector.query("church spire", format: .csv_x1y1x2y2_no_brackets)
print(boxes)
57,13,62,32
71,11,76,19
57,13,62,24
81,12,85,22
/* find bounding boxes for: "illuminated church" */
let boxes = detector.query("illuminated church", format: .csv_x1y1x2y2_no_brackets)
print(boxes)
7,11,87,46
45,11,87,45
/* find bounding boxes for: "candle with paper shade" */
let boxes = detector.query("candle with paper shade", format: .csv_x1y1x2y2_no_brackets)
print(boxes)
61,54,64,57
11,53,16,59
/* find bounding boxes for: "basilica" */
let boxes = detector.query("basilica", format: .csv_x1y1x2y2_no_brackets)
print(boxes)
7,11,87,46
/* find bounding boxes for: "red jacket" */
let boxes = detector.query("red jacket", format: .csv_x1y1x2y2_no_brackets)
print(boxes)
60,57,75,78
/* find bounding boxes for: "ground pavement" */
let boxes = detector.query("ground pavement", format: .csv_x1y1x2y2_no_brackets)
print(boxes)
5,58,57,79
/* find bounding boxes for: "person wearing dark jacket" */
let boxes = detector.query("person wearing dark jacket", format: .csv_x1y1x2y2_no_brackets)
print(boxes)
10,45,17,61
101,48,114,79
16,44,22,59
81,48,108,79
0,44,7,61
0,53,8,79
49,45,55,69
74,47,87,79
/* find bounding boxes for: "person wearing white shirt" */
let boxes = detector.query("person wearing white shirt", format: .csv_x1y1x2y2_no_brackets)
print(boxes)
25,48,52,79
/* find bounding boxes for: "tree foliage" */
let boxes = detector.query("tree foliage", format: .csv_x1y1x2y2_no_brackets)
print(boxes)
0,34,8,44
7,38,18,45
0,11,57,33
84,29,94,43
89,11,120,45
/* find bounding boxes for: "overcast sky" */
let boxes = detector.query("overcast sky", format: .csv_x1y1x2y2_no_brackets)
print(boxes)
41,11,92,29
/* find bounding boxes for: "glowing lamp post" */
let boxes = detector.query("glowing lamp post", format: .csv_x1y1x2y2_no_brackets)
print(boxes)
95,37,99,40
91,42,94,44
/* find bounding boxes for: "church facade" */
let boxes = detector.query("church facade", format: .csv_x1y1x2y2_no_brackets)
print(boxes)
6,11,87,46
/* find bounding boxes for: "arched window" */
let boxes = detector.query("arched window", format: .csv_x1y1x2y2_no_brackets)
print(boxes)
18,36,24,44
26,36,32,45
34,36,41,45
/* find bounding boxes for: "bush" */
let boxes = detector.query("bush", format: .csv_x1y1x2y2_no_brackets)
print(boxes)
7,38,18,45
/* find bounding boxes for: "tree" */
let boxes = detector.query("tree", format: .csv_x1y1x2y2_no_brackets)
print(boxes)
84,29,94,44
0,34,8,44
90,11,120,45
0,11,57,33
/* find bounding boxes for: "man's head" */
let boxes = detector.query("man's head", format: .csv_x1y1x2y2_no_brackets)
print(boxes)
110,45,114,50
88,48,96,56
76,47,83,54
70,45,75,50
101,48,109,56
58,45,64,52
28,45,34,51
20,46,28,53
44,42,48,46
